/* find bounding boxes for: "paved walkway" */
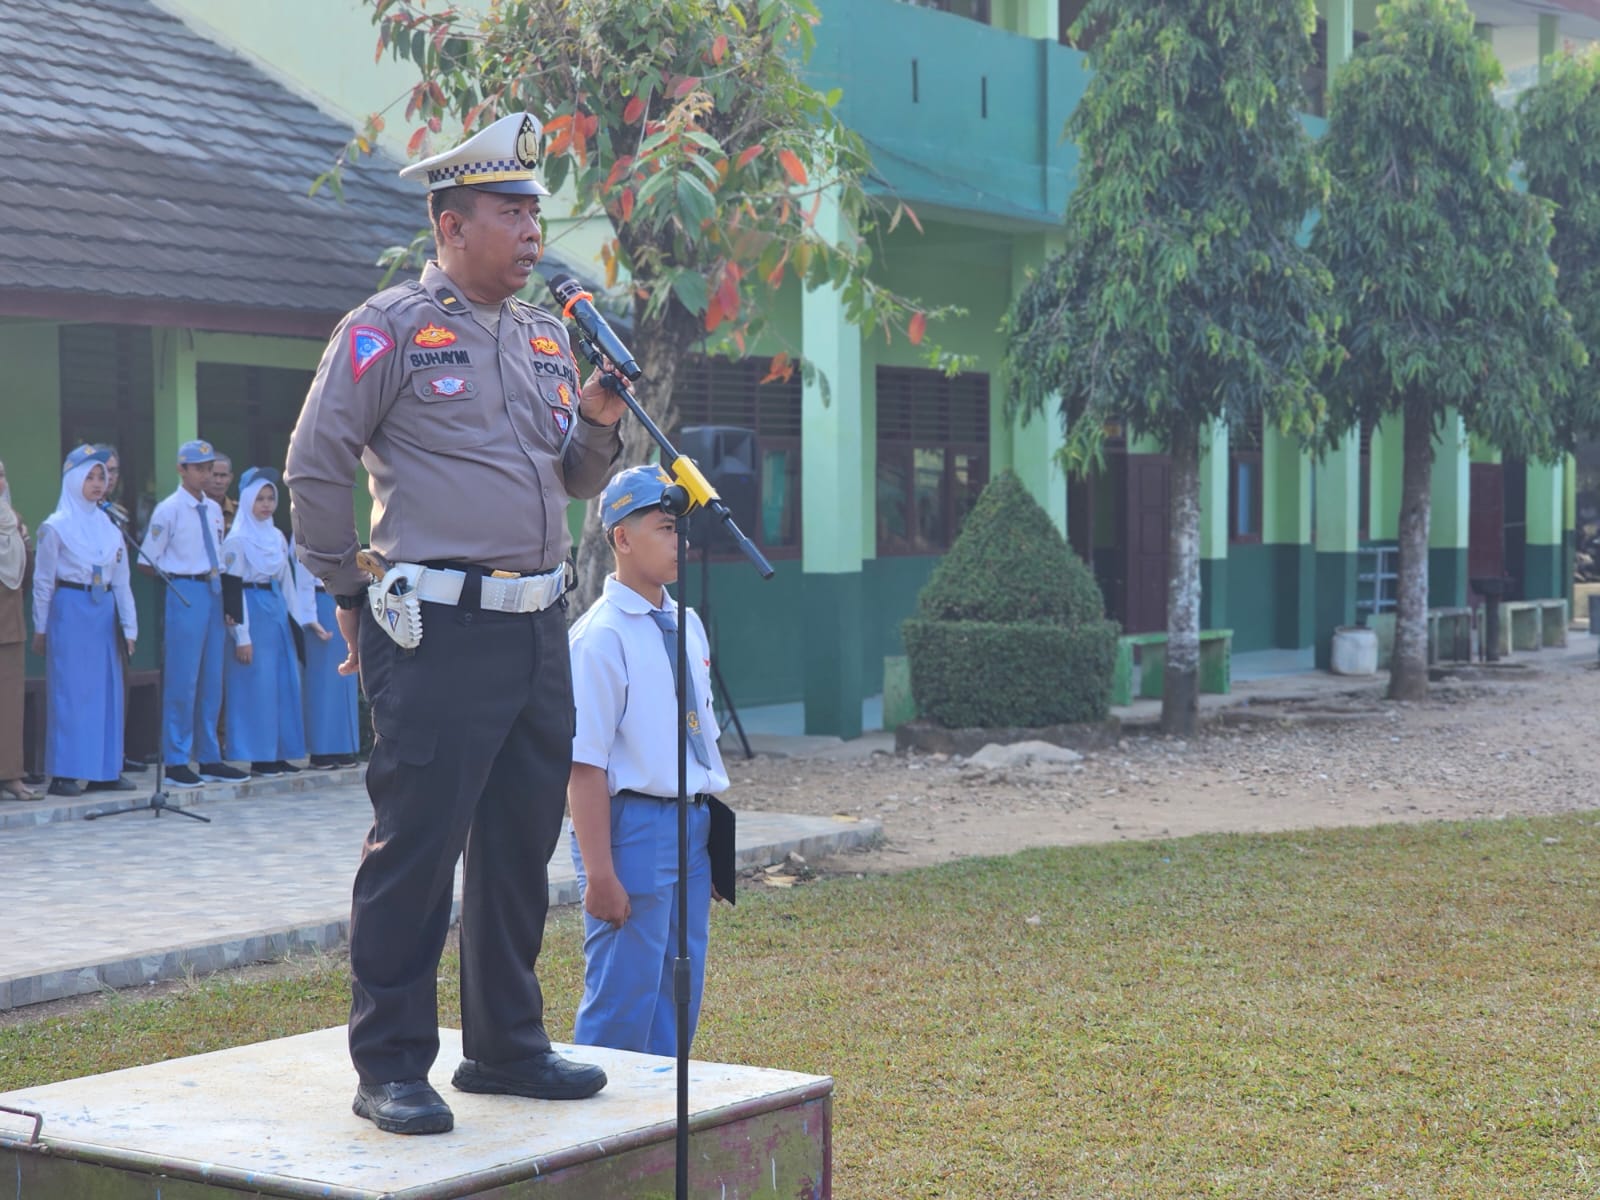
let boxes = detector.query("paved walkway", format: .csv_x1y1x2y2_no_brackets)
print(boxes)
0,772,880,1011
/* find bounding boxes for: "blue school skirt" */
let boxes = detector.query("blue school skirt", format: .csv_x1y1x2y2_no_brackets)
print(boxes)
45,585,124,781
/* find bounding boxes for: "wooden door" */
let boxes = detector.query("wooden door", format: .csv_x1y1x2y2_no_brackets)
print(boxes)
1124,454,1171,634
1468,462,1504,588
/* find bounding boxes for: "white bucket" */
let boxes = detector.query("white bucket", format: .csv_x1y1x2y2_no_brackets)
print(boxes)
1330,625,1379,676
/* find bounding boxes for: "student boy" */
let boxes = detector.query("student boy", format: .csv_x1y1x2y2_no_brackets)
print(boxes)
567,464,730,1056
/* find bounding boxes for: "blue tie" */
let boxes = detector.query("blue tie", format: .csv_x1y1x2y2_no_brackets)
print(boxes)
196,502,221,595
648,607,712,768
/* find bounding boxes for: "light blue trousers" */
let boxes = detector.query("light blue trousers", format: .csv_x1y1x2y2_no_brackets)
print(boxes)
162,578,224,765
571,795,711,1057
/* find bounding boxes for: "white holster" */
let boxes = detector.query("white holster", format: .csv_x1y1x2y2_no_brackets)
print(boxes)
369,563,426,649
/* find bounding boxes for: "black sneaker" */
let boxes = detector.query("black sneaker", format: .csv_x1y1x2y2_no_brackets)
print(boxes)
278,761,302,774
123,757,149,774
85,777,138,792
198,762,248,783
309,754,339,770
251,761,288,778
165,765,203,788
46,778,82,797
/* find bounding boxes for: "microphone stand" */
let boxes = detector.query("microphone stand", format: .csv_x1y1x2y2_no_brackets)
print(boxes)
569,330,771,1200
86,506,209,823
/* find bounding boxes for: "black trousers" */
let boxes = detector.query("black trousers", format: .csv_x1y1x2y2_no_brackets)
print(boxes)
349,599,574,1085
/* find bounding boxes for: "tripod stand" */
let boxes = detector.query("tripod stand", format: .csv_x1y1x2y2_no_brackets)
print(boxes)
84,758,209,823
696,547,753,761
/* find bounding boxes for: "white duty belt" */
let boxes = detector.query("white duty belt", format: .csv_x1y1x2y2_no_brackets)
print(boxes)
409,562,572,613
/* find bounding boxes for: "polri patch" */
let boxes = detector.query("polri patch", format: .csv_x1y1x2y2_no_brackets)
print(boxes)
530,336,561,356
551,406,572,435
350,325,395,382
413,323,457,349
429,377,471,397
556,383,572,407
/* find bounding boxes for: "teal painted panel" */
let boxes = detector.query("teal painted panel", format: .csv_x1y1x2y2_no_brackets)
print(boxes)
862,555,938,691
1199,557,1230,639
811,0,1087,223
1314,551,1357,670
804,571,864,738
1522,543,1564,602
1225,545,1279,653
1427,547,1467,609
1274,543,1315,649
679,560,807,709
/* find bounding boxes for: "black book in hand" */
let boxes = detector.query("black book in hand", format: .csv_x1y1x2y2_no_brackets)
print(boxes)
220,574,244,625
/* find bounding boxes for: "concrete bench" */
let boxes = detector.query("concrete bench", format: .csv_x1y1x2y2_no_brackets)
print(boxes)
1368,608,1475,668
1495,599,1568,656
1111,630,1232,706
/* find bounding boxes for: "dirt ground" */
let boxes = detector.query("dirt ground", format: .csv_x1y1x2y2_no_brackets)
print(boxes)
729,656,1600,878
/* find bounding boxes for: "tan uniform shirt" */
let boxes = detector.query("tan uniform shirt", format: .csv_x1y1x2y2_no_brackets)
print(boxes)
286,261,621,597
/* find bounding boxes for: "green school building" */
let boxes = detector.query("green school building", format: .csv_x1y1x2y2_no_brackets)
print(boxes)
1,0,1590,758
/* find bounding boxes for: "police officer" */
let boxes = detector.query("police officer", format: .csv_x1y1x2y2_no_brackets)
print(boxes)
285,111,625,1136
142,440,248,789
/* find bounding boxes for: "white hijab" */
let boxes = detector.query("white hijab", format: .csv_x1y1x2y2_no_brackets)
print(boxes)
222,475,286,578
41,457,122,566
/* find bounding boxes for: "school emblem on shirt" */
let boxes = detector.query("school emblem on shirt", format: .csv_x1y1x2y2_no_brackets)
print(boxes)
413,323,457,349
556,383,572,407
428,377,471,397
550,406,572,435
530,336,561,356
349,325,395,382
687,710,701,733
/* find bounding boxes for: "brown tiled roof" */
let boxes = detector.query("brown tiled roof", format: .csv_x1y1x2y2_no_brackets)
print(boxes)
0,0,429,335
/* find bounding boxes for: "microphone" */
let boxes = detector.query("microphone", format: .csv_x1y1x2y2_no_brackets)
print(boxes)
547,273,642,381
96,499,126,525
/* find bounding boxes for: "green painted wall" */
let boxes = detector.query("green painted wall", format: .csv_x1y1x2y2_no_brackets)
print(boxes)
1225,544,1276,652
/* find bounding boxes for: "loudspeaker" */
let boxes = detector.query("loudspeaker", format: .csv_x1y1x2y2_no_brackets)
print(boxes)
678,425,760,550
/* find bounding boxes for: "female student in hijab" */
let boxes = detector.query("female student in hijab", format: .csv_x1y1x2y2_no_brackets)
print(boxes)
289,534,360,769
31,446,138,797
0,459,36,800
222,471,320,777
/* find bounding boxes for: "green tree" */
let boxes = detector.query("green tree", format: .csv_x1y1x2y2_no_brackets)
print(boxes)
1004,0,1334,735
1517,47,1600,452
338,0,950,607
1314,0,1585,703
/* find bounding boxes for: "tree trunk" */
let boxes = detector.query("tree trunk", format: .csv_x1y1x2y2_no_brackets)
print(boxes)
1389,405,1434,702
569,321,688,615
1162,422,1201,735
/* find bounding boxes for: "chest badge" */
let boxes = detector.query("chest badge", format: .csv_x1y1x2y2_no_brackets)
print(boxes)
429,377,472,397
413,324,457,349
349,325,395,382
556,383,572,407
550,406,572,435
530,336,561,356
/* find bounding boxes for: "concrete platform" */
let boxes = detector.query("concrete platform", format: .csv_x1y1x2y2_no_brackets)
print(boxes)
0,1026,831,1198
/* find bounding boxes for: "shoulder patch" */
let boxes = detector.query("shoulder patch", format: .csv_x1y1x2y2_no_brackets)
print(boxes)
350,325,395,382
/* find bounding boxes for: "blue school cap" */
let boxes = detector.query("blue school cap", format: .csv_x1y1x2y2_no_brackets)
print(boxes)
600,465,677,531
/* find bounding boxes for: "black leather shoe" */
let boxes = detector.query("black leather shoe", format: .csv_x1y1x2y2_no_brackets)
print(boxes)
85,776,138,792
452,1052,607,1100
46,778,81,797
352,1079,453,1135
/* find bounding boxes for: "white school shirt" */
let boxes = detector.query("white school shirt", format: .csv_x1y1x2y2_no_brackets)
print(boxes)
569,575,729,799
223,529,315,647
31,525,137,640
143,487,225,576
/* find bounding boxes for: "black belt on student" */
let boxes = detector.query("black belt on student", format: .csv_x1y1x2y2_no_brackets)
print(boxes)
616,789,708,806
168,572,213,581
56,580,110,593
241,581,273,590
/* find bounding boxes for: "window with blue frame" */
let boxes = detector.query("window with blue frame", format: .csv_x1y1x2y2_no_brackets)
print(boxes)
1229,419,1263,544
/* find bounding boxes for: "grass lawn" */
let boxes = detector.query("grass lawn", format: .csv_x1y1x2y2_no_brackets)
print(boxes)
3,812,1599,1197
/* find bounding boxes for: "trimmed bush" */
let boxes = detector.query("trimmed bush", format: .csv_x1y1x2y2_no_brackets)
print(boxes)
904,471,1118,728
902,618,1119,728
